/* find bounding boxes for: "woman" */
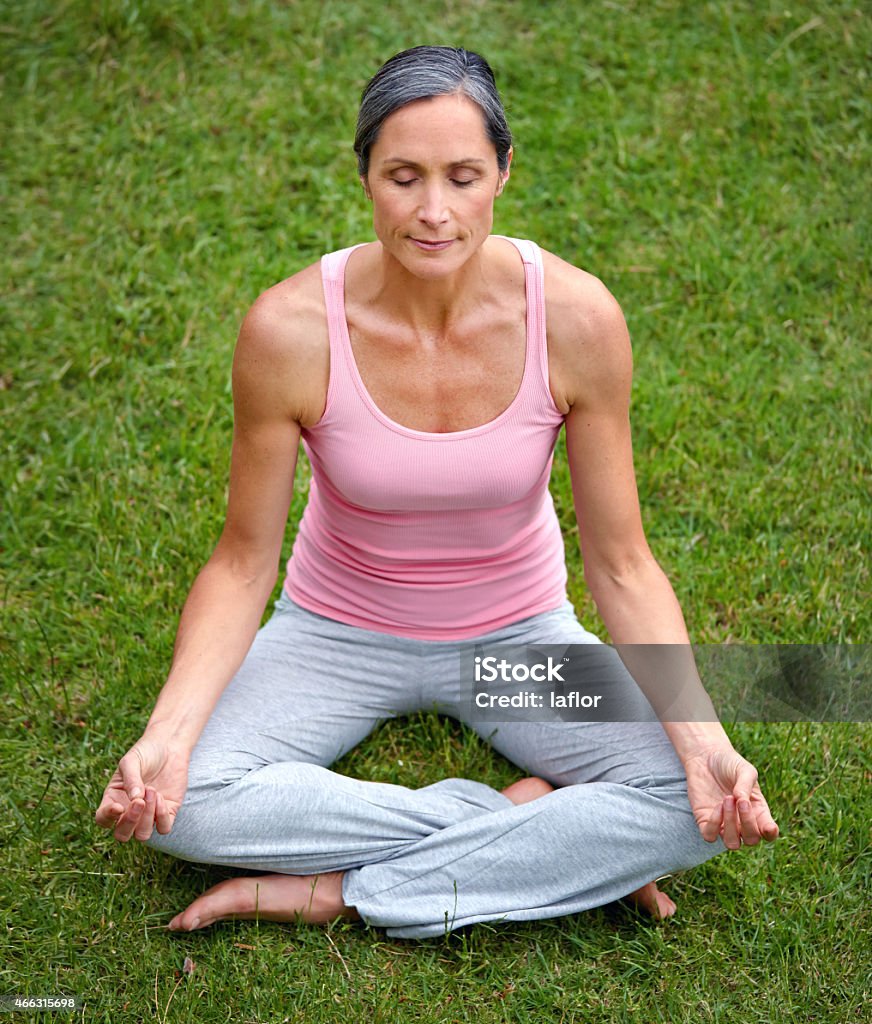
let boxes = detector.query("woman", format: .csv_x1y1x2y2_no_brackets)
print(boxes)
95,46,778,939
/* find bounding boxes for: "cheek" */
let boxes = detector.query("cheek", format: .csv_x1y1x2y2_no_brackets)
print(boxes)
371,192,408,220
466,194,497,226
464,184,499,210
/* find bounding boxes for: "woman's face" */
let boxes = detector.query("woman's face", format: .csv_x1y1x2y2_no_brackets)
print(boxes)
362,92,511,279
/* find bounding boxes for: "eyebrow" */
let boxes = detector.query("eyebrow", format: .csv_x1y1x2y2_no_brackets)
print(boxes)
381,157,489,169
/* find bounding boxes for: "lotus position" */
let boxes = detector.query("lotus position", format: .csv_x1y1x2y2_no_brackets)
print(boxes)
95,46,777,939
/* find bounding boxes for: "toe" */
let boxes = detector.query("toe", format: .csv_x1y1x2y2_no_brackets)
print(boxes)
654,891,677,918
172,878,258,931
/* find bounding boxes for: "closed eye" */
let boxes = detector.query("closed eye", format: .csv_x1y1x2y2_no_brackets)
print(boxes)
391,178,477,188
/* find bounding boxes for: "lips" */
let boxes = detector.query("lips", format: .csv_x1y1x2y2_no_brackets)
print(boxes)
410,238,454,252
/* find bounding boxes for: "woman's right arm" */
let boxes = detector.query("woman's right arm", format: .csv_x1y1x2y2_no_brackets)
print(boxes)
94,270,328,842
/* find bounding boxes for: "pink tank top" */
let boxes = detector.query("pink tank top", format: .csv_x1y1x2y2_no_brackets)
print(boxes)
283,235,568,640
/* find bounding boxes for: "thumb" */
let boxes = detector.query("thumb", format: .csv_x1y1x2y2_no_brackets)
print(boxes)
118,750,145,800
731,760,758,804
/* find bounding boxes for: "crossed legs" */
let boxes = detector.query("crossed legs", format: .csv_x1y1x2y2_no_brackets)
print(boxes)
163,774,675,933
146,598,722,938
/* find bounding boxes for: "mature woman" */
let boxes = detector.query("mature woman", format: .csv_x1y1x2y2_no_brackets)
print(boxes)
95,46,778,939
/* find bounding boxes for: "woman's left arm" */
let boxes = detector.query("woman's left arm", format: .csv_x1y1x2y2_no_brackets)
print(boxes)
548,257,778,849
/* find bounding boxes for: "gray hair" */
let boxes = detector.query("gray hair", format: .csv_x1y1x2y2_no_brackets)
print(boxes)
354,46,512,177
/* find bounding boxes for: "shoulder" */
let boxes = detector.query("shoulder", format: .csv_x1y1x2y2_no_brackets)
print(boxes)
237,260,326,370
233,260,329,427
539,246,632,411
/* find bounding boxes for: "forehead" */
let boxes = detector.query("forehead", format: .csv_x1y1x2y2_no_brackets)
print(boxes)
371,93,494,162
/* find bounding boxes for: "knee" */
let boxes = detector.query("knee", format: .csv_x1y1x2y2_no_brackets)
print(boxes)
649,782,727,870
142,762,321,864
142,792,213,862
604,777,727,872
673,823,726,872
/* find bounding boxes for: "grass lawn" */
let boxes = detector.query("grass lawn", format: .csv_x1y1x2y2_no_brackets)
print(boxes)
1,1,869,1021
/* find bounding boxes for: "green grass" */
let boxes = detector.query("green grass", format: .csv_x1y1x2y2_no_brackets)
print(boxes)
1,1,869,1020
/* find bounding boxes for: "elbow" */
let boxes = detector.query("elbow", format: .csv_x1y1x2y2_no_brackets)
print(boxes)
582,548,663,597
206,537,281,592
226,555,279,592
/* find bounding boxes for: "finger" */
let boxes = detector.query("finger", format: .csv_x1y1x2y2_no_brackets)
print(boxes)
741,782,780,843
731,763,759,806
113,797,145,843
761,816,779,841
699,806,723,843
133,788,157,842
737,799,760,846
154,791,175,835
94,799,126,828
756,801,780,841
722,796,741,850
118,752,145,802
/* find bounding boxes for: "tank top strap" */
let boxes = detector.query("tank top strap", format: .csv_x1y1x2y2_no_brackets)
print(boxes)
498,236,551,411
319,244,367,422
320,243,364,343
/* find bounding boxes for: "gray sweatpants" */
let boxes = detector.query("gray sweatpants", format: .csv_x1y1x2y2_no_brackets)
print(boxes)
146,594,724,938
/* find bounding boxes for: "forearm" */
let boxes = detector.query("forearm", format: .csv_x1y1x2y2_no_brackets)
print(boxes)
144,554,277,749
586,558,733,759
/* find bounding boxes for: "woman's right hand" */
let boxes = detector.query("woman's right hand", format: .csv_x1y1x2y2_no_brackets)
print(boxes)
94,734,191,843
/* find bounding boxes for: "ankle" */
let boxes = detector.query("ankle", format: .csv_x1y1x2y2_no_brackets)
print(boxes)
311,871,359,923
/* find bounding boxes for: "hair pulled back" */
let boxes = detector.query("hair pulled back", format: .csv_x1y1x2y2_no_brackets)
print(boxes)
354,46,512,177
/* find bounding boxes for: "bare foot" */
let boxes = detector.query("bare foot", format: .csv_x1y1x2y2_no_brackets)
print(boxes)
501,776,554,804
624,880,677,919
166,871,359,932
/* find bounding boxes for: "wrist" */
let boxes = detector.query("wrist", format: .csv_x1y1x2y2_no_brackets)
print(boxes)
142,713,201,751
662,720,735,763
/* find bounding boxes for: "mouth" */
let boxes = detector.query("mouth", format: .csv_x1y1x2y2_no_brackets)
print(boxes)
410,238,455,252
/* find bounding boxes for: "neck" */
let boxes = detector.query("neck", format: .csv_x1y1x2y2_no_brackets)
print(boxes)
369,241,492,334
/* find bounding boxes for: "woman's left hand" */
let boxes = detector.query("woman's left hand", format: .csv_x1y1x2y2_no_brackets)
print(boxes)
682,746,780,849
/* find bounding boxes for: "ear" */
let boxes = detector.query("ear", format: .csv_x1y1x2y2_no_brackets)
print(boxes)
360,175,373,201
496,147,513,196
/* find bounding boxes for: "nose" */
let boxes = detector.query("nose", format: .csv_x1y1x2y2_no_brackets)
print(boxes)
416,182,449,227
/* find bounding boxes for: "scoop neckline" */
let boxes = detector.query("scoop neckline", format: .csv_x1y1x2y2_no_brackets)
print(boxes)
337,235,534,440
